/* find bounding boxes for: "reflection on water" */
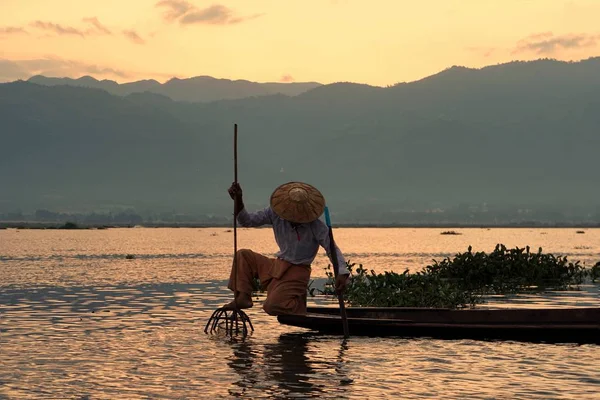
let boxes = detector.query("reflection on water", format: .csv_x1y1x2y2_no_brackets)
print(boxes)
230,334,322,398
228,332,355,399
1,228,599,398
1,282,599,399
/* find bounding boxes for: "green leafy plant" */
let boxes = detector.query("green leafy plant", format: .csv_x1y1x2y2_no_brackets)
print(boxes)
319,261,481,309
425,244,586,293
316,244,591,309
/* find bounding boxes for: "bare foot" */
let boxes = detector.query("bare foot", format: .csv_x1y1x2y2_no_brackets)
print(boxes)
222,294,253,310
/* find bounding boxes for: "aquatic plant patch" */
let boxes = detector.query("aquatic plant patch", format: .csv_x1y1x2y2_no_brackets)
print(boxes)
425,244,587,293
317,244,593,309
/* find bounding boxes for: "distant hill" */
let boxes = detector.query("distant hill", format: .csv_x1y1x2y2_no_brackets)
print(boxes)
27,75,322,102
3,57,600,223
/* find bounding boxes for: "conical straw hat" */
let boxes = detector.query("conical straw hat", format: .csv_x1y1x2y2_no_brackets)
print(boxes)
270,182,325,223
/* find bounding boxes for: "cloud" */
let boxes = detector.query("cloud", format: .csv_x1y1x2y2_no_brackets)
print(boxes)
525,32,553,41
0,26,28,35
280,74,294,83
30,21,85,37
466,46,495,58
0,59,27,81
83,17,112,35
156,0,194,22
28,18,146,45
123,29,145,44
30,18,114,38
513,32,600,55
156,1,263,25
0,57,132,82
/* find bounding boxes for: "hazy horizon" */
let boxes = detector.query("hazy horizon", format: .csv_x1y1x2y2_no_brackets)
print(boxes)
1,55,595,87
2,56,600,225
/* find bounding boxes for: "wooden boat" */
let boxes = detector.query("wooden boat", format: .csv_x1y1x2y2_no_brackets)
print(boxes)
278,306,600,344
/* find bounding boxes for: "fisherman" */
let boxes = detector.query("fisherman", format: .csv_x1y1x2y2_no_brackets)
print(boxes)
223,181,350,315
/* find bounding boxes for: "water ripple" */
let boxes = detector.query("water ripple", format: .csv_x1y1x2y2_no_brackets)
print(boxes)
2,228,600,398
0,253,219,262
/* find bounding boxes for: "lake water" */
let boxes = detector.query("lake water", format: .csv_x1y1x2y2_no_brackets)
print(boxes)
1,227,599,399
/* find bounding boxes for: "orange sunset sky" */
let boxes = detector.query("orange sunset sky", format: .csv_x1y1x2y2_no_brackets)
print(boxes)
1,0,599,85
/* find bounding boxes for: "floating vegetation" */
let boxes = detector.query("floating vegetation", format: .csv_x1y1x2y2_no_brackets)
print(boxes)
424,244,587,293
321,262,481,309
320,244,591,309
440,230,461,235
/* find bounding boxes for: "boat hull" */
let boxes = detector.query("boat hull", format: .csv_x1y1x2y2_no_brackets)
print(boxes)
277,307,600,344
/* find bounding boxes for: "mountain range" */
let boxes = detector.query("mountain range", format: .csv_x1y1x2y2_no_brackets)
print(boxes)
27,75,322,103
2,57,600,224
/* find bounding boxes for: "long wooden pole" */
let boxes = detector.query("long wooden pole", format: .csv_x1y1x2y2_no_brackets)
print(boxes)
324,206,349,338
233,124,238,304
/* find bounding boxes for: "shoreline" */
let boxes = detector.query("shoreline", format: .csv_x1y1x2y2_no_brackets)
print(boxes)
1,222,599,230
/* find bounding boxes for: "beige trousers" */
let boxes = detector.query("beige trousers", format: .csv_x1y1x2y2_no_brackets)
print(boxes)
227,249,311,316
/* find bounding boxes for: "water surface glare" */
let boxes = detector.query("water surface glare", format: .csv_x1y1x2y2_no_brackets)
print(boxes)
1,228,599,398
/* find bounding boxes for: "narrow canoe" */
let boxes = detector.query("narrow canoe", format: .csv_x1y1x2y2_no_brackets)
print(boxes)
277,306,600,344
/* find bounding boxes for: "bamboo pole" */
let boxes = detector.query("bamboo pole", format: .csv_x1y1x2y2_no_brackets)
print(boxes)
325,206,349,338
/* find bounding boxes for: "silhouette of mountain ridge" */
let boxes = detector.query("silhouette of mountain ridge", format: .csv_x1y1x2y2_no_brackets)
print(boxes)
27,74,322,102
0,57,598,223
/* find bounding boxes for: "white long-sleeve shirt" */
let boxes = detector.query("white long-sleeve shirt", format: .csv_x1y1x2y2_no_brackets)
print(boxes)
237,207,349,275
